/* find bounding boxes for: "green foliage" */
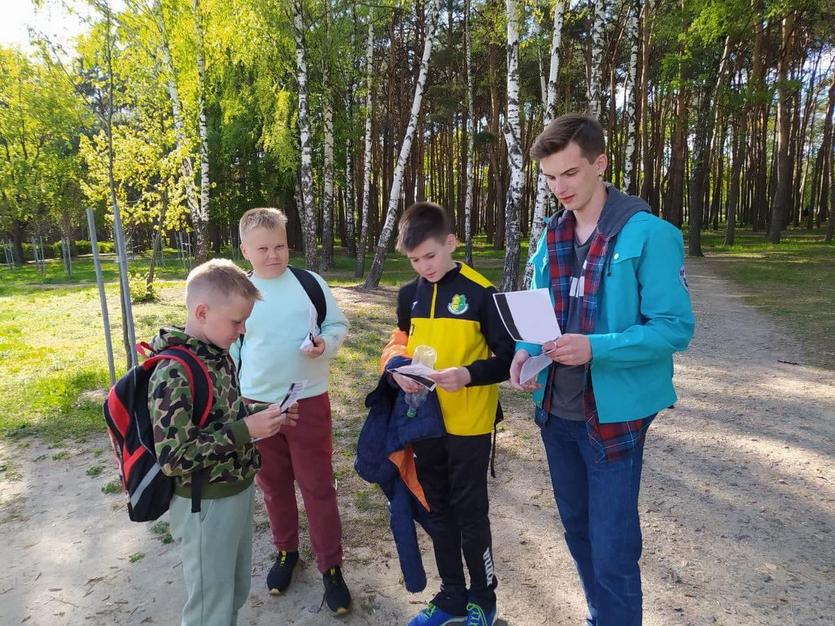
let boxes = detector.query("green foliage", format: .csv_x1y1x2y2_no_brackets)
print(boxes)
101,480,122,494
129,271,161,304
150,520,174,544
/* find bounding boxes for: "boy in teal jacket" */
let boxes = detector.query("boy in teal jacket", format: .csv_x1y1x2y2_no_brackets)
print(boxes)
510,114,694,625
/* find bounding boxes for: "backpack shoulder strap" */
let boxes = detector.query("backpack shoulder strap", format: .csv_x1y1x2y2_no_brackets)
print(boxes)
144,346,214,427
288,265,327,328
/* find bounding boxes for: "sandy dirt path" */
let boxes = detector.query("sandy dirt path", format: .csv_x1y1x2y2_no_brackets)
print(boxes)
1,259,833,625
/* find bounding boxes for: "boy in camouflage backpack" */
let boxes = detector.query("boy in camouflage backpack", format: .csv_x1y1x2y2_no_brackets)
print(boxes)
148,259,297,626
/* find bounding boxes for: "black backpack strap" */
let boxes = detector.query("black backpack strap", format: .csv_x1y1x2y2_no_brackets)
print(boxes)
289,265,327,328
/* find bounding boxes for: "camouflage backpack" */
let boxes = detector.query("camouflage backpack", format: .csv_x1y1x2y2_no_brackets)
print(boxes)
103,344,213,522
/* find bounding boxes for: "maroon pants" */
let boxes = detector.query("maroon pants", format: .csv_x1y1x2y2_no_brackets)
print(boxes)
254,392,343,573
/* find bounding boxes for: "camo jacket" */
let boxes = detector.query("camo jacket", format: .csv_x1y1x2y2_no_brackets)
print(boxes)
147,327,259,495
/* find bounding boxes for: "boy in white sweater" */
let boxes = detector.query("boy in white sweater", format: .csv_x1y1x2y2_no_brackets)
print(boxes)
231,207,351,615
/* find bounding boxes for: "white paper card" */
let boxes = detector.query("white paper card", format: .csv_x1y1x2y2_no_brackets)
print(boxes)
275,380,307,412
493,289,562,344
298,303,318,351
388,363,438,391
520,353,552,384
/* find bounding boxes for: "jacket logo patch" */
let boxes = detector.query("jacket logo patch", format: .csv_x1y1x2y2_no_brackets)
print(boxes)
448,294,469,315
679,265,689,292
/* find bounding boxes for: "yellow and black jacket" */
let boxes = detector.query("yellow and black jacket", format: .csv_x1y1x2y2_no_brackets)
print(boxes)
383,263,514,436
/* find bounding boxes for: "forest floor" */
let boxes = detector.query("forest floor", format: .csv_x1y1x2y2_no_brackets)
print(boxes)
1,258,833,625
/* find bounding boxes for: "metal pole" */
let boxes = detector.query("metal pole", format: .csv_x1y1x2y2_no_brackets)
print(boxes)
87,209,117,385
111,202,137,368
66,237,73,278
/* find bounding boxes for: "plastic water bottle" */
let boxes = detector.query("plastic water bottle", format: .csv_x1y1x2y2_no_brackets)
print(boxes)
405,345,437,418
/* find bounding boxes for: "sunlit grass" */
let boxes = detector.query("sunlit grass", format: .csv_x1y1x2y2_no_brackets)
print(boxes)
697,227,834,369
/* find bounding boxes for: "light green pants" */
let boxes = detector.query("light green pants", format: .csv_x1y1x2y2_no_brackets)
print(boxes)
169,486,254,626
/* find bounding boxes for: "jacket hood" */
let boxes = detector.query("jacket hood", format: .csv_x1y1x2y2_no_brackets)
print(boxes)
596,184,651,238
149,326,227,361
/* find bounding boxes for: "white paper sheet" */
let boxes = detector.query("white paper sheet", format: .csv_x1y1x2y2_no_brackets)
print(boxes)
493,289,562,344
520,353,552,384
298,303,319,351
387,363,438,391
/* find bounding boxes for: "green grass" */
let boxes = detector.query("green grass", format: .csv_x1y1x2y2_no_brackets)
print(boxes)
101,479,122,494
150,520,173,544
0,229,829,441
696,227,834,369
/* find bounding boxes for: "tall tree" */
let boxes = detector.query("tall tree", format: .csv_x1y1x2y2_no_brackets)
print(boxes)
501,0,524,291
355,7,373,278
463,0,476,266
588,0,607,117
191,0,210,263
767,11,797,243
321,2,335,271
364,0,440,289
293,0,317,268
622,0,641,193
523,0,564,288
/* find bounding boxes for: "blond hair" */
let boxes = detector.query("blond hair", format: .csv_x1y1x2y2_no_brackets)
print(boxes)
239,207,288,242
185,258,261,307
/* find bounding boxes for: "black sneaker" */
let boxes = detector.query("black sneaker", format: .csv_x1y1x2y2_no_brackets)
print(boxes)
266,550,299,595
322,566,351,615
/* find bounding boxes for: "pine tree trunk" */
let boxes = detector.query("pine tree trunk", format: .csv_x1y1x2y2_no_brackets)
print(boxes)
523,0,564,288
816,71,835,230
501,0,524,292
192,0,210,264
587,0,607,118
293,0,317,268
355,8,374,278
725,119,742,246
768,12,795,243
665,84,688,227
364,0,440,289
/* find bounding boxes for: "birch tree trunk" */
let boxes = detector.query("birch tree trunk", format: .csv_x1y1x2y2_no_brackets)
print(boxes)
293,0,317,268
154,0,201,264
587,0,607,118
363,0,440,289
463,0,475,266
344,8,357,257
622,0,640,193
192,0,209,264
322,63,334,270
523,0,564,288
502,0,524,292
355,8,374,278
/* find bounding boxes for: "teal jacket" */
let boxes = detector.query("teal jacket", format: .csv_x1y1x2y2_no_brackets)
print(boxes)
520,209,695,423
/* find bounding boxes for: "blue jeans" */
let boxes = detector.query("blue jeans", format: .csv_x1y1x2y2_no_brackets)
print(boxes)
540,414,644,626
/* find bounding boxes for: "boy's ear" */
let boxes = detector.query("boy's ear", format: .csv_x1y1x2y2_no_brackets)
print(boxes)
445,233,457,250
193,302,209,322
239,242,251,262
